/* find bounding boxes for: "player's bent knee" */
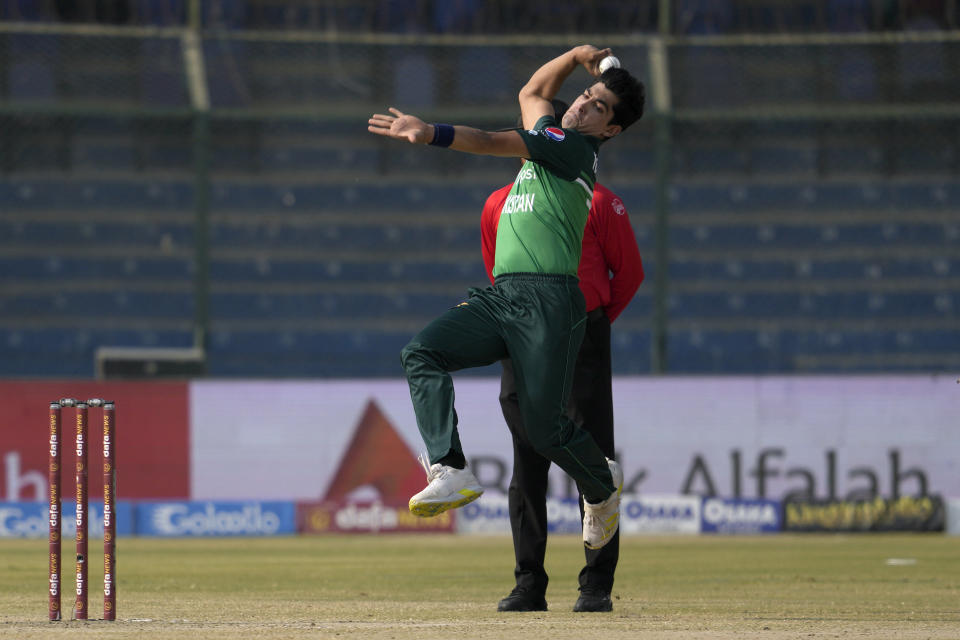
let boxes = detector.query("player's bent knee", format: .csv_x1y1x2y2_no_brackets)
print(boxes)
399,342,422,370
400,341,438,374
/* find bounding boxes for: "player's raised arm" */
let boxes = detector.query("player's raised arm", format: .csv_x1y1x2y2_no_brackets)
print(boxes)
518,45,611,130
368,107,528,158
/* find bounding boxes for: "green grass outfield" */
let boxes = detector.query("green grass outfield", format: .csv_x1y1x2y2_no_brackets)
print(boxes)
1,534,958,639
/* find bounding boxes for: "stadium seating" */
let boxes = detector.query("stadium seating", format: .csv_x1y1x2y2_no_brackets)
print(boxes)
2,167,957,376
1,20,957,378
6,34,58,102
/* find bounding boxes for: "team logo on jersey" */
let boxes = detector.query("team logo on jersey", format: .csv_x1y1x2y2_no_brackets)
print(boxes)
613,198,626,215
544,127,565,141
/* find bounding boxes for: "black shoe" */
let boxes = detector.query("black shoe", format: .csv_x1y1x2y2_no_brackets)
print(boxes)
573,589,612,612
497,588,548,612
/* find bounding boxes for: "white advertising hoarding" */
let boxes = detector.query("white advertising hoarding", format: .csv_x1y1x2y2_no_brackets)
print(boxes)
190,375,958,502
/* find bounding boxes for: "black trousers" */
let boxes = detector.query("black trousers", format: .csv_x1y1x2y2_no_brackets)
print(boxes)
500,308,619,596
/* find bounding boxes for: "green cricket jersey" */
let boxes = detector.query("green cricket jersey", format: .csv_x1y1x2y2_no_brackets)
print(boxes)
493,115,601,277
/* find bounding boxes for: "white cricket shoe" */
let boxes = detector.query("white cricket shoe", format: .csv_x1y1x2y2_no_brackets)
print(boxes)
583,458,623,550
408,454,483,517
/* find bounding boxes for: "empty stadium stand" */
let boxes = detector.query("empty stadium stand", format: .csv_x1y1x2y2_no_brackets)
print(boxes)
1,18,958,378
2,160,957,377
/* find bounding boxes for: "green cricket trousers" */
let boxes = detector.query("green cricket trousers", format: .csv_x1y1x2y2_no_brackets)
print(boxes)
400,273,615,504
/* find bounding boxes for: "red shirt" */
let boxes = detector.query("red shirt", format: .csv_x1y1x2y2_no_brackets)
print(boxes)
481,182,644,322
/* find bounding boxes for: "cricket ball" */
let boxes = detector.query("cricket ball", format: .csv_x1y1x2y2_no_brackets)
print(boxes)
598,55,620,74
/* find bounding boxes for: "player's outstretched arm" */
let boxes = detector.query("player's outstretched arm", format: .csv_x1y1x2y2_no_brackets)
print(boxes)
368,107,528,158
518,44,611,129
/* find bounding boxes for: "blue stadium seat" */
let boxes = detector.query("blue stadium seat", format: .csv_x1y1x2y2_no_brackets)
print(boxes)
457,47,512,105
136,0,186,25
662,326,960,373
654,181,956,214
205,328,411,377
601,146,654,176
260,146,379,172
209,257,485,285
205,0,247,28
209,181,489,213
204,39,251,107
209,219,478,252
895,140,956,175
209,291,464,320
750,146,817,174
834,48,878,100
0,219,192,246
0,353,92,377
606,295,652,320
1,0,45,20
897,17,946,97
433,0,482,32
71,140,138,171
689,148,746,175
669,259,797,281
0,256,192,280
826,0,873,32
6,34,57,102
674,47,741,108
1,291,193,318
674,0,735,34
140,37,188,107
0,326,194,377
610,329,652,374
889,182,958,209
8,59,55,101
0,179,193,210
668,329,789,373
822,145,883,173
392,51,435,108
665,290,959,321
0,327,192,353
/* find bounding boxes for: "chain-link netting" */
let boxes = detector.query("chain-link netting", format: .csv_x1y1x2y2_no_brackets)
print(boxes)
1,25,957,376
660,36,959,372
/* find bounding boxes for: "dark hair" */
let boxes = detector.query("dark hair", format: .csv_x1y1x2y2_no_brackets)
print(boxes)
514,98,569,129
600,68,645,130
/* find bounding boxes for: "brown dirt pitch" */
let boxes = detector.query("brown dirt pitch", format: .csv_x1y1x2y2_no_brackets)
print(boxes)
1,534,958,639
